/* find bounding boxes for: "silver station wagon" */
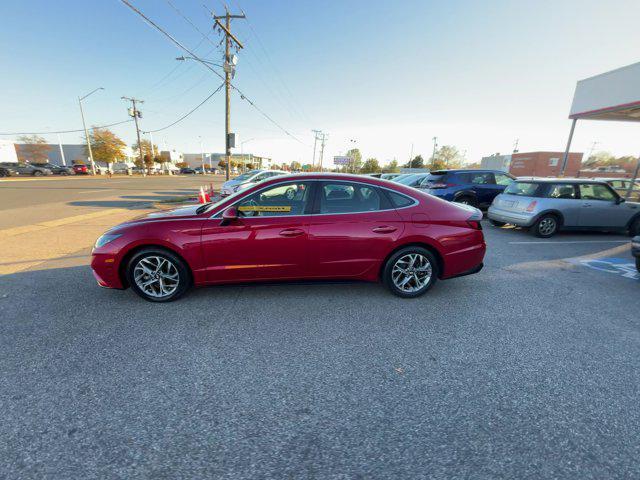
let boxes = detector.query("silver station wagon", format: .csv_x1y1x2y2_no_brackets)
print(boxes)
488,178,640,238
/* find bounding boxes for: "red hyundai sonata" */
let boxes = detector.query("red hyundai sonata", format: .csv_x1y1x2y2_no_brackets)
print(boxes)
91,174,486,302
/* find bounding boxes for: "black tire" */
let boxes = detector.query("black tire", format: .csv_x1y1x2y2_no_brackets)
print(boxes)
455,196,476,207
489,219,506,227
33,170,43,176
0,169,7,178
532,214,559,238
382,246,438,298
126,248,191,302
636,256,640,274
628,217,640,237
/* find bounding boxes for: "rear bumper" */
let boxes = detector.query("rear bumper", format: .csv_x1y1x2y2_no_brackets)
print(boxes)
632,236,640,258
441,237,486,279
488,206,536,227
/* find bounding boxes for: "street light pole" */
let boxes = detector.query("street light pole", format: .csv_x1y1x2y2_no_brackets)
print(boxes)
78,87,104,175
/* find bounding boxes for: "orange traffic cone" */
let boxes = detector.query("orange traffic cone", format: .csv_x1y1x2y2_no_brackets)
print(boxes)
198,186,207,203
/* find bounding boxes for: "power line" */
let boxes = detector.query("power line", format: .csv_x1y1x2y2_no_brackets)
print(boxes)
142,82,225,133
119,0,306,146
0,119,133,136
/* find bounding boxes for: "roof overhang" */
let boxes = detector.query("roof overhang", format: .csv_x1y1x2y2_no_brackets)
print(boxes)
569,62,640,122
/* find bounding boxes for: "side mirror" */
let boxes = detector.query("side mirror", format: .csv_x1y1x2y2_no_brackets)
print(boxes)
616,197,625,205
220,206,238,226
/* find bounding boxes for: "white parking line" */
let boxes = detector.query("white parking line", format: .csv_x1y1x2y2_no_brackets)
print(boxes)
508,240,629,245
78,189,112,194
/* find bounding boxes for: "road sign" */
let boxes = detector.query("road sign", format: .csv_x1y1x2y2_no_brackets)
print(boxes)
333,156,351,165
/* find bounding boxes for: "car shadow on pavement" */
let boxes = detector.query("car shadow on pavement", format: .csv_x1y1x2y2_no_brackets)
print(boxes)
67,200,158,209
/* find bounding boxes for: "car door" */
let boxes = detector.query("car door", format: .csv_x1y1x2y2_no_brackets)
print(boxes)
469,172,498,208
200,180,314,283
307,181,404,278
577,183,631,228
544,183,581,226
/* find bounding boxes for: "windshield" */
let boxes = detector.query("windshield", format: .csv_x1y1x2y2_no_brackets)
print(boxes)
396,174,427,185
233,170,261,182
422,173,448,184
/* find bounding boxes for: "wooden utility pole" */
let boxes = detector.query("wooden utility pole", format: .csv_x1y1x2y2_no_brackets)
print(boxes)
122,96,145,176
213,10,245,181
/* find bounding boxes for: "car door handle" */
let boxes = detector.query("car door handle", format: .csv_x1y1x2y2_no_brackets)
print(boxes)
372,226,397,234
279,228,305,237
582,203,592,207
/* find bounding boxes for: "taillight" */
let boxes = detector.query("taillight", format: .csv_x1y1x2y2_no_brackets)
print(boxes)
466,220,482,230
526,201,537,212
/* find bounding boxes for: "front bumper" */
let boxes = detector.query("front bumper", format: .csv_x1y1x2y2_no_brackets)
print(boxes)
487,206,536,227
91,253,125,289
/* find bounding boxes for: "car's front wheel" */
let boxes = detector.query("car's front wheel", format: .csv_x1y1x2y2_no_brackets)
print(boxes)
33,170,42,176
489,219,506,227
532,214,559,238
126,248,191,302
383,247,438,298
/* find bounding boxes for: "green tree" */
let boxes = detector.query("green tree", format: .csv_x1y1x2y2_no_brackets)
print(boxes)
383,159,400,173
132,139,158,167
17,135,51,164
361,158,381,173
404,155,424,169
430,145,464,170
345,148,363,172
290,161,302,171
90,128,126,166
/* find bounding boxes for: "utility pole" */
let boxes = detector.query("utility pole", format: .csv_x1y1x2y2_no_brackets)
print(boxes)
409,143,414,169
57,134,66,166
122,96,145,176
431,136,438,168
318,133,328,172
78,87,103,175
213,9,245,181
311,129,322,168
513,138,519,153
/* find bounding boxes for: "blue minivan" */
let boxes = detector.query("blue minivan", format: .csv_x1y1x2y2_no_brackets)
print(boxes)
418,169,515,208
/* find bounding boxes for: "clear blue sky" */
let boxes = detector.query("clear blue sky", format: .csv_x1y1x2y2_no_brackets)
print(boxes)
2,0,640,164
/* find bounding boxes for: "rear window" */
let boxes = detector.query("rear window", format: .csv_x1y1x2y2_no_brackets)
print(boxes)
504,182,541,196
423,173,449,184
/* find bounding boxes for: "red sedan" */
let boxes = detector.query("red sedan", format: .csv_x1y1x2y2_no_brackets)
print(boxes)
91,174,486,301
72,164,89,175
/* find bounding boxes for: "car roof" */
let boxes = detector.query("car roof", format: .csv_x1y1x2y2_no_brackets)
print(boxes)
514,177,609,184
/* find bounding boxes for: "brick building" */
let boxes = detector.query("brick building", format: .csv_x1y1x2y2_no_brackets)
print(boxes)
508,151,583,177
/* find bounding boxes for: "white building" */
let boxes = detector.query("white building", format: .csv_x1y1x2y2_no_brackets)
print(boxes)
481,154,512,172
0,140,18,163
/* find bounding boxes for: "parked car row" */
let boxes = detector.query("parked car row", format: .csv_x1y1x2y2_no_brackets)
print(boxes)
374,169,640,239
0,162,60,177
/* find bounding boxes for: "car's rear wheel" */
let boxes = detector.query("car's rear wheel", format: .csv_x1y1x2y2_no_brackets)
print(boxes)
0,169,7,177
33,170,42,176
455,196,476,207
126,248,191,302
533,214,558,238
489,219,506,227
383,247,438,298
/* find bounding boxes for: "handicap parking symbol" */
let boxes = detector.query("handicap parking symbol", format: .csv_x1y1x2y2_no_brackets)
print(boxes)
579,257,640,280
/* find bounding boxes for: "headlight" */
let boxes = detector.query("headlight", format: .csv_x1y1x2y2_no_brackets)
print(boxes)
94,233,122,249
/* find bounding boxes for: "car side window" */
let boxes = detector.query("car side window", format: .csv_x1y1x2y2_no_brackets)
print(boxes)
579,184,616,201
495,173,513,186
320,182,382,214
547,184,576,199
470,173,495,185
236,182,312,217
387,191,415,208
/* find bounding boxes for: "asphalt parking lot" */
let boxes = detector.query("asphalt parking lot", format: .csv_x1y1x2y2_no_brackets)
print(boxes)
1,182,640,478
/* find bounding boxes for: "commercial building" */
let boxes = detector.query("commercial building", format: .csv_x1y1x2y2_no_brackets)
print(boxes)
508,151,583,177
480,154,512,172
0,140,18,163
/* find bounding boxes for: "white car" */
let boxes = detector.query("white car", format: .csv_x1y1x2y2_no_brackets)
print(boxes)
220,169,287,197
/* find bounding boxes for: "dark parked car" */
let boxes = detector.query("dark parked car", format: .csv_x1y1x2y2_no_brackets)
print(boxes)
632,236,640,273
33,163,74,175
394,172,430,187
73,164,90,175
0,162,22,177
418,169,515,208
7,163,54,176
180,167,196,174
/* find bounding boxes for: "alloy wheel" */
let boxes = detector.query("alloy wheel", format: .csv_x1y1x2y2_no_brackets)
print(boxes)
538,217,557,236
391,253,433,293
133,256,180,298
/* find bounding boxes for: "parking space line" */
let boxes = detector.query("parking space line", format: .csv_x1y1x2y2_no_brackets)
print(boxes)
508,240,629,245
78,189,113,194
